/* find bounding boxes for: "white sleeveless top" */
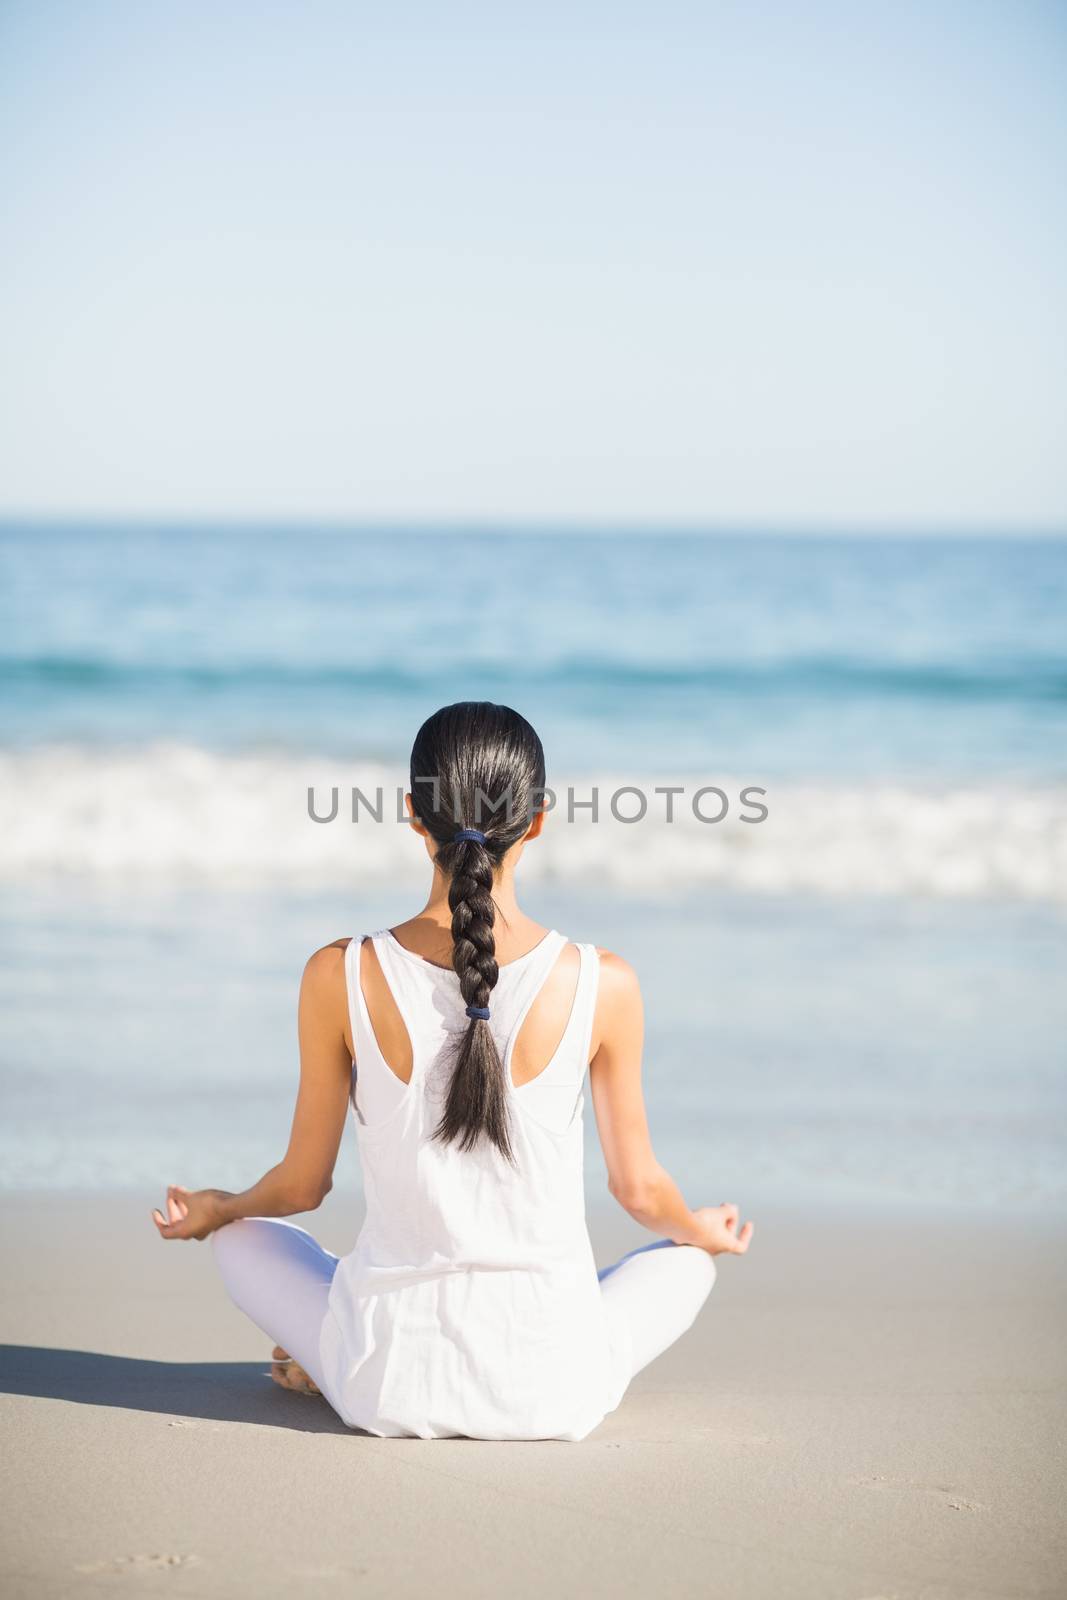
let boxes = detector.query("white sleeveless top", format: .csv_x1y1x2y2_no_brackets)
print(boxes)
315,927,628,1441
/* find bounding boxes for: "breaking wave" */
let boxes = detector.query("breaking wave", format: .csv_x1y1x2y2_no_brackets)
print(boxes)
1,743,1063,902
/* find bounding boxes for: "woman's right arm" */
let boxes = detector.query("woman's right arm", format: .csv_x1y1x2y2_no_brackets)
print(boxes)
588,950,754,1257
152,941,353,1241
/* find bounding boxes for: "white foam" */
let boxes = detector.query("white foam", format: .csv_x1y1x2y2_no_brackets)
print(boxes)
1,743,1064,902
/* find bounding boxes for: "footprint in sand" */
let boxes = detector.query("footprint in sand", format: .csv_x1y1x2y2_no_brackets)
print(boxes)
857,1475,986,1511
75,1553,201,1575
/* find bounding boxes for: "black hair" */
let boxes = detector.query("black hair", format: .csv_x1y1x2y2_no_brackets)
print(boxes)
409,701,546,1163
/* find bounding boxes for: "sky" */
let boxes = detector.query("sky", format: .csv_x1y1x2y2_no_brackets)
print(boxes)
1,0,1065,530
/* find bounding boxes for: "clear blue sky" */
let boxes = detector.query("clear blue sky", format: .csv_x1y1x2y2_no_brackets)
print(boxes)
1,1,1064,528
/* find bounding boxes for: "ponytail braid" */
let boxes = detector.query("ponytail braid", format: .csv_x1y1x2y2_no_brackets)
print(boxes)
433,835,512,1161
408,701,547,1162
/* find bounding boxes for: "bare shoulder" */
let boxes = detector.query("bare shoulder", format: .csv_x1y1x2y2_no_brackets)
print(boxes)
593,948,642,999
301,938,352,996
589,949,643,1061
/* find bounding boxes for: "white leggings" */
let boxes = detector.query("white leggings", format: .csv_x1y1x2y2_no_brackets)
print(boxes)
212,1219,716,1425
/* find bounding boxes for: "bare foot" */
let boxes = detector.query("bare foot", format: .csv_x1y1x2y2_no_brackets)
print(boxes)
270,1346,321,1396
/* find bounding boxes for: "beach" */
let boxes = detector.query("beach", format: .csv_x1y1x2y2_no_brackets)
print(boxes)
5,0,1067,1586
2,1192,1064,1599
2,524,1065,1596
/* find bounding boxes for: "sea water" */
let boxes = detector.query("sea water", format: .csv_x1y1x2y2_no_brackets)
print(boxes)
1,524,1064,1209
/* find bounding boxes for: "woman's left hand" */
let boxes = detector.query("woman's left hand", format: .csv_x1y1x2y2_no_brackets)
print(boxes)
151,1185,233,1241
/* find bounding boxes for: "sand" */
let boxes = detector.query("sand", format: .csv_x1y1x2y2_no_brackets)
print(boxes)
1,1192,1064,1600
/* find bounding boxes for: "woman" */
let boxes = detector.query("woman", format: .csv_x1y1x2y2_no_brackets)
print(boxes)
153,702,753,1440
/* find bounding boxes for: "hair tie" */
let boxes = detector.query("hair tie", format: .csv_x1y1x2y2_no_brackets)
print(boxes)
465,1004,491,1021
454,827,486,844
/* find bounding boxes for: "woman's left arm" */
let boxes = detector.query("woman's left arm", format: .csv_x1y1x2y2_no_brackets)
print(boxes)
152,941,353,1242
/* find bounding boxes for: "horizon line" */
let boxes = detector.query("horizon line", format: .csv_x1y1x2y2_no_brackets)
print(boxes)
2,511,1066,541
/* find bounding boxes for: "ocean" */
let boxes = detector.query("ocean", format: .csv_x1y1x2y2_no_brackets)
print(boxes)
1,523,1064,1209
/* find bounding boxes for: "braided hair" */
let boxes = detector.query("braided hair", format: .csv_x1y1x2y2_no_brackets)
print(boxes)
409,702,546,1162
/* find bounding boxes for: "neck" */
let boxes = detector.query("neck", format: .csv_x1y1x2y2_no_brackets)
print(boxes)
420,861,523,929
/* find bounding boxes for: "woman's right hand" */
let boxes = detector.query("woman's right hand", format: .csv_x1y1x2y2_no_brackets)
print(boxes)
692,1203,754,1256
152,1185,234,1241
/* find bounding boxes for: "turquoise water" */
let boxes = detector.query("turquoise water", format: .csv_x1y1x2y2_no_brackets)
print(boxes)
3,525,1067,778
1,523,1064,1204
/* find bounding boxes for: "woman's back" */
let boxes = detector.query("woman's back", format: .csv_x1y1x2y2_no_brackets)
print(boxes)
318,925,627,1440
162,701,748,1444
